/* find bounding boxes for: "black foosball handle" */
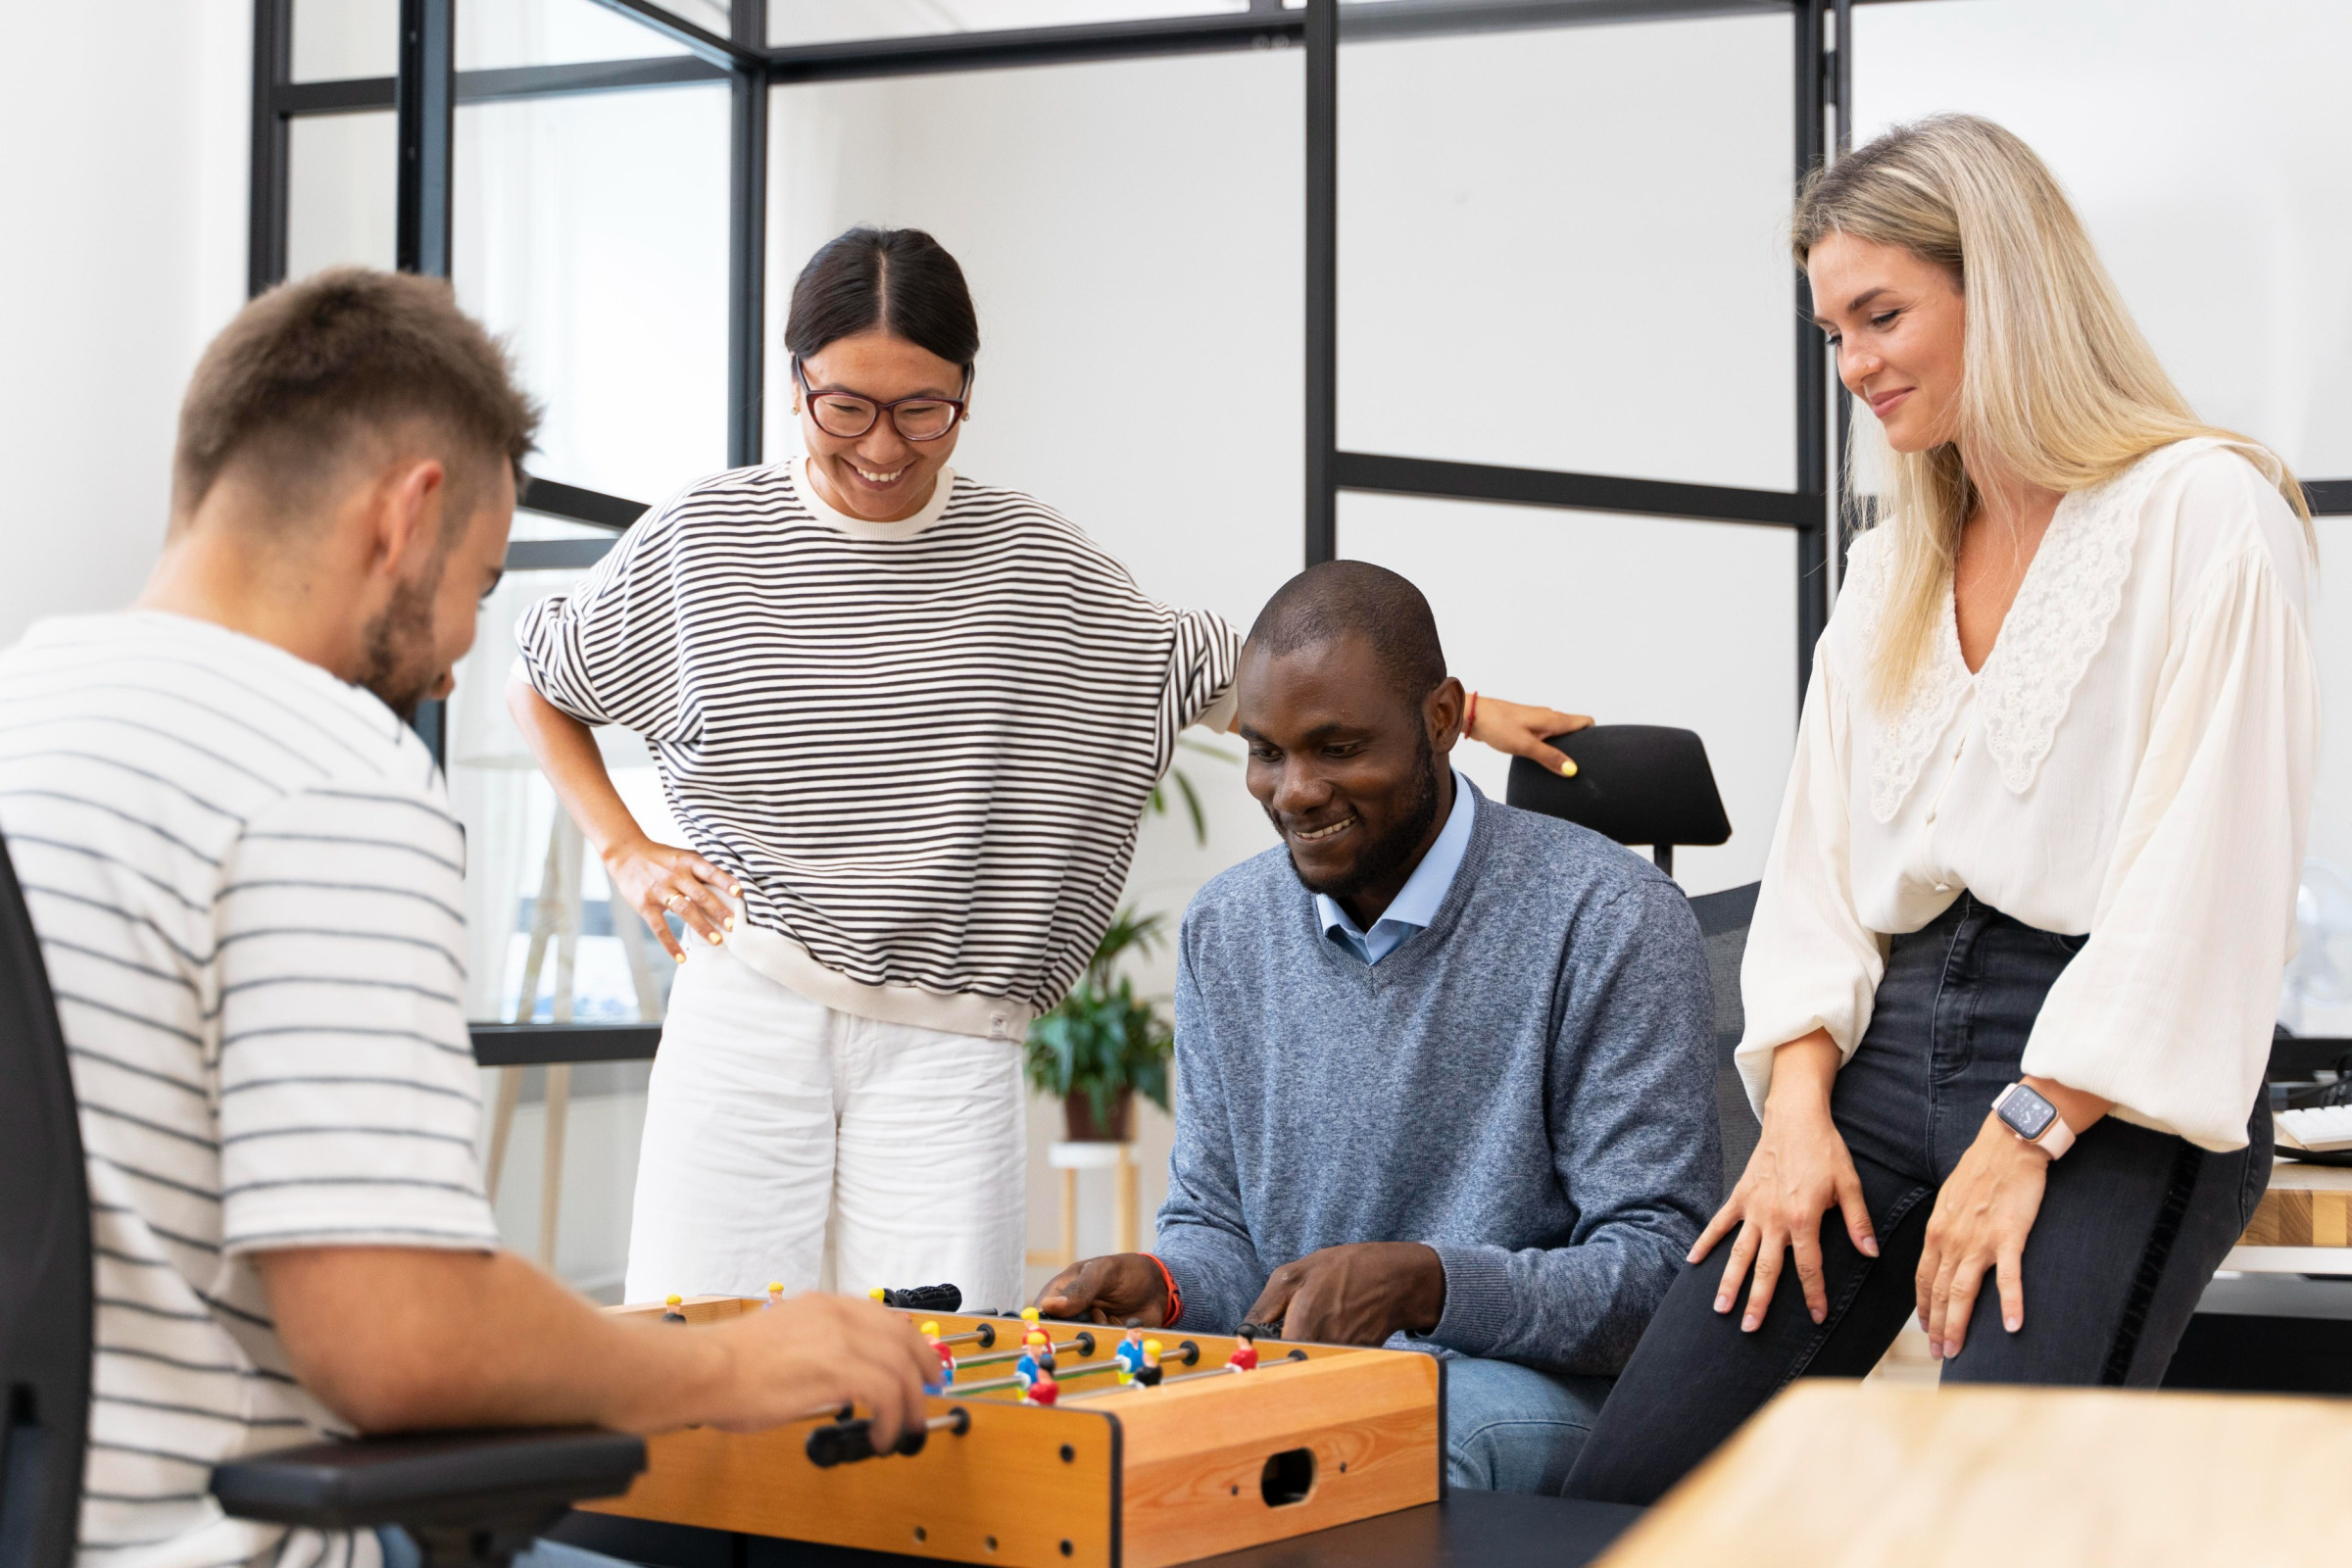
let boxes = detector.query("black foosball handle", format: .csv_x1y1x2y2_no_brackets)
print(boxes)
807,1418,911,1468
806,1407,970,1468
877,1283,963,1312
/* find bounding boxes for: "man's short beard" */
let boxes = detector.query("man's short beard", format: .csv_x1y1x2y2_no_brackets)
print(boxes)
1279,727,1442,903
357,567,446,723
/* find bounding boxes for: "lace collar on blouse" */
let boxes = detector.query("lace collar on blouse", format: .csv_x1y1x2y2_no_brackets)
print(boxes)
1846,439,2218,824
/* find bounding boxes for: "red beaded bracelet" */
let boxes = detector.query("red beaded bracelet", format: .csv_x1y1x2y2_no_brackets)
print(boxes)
1145,1252,1183,1328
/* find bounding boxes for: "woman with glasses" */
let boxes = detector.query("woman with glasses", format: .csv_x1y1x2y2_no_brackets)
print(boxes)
1565,116,2316,1503
507,226,1585,1309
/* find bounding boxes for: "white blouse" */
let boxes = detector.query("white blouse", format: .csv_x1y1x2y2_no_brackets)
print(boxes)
1737,439,2319,1152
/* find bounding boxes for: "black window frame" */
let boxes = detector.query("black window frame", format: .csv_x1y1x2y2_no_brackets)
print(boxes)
250,0,2352,1062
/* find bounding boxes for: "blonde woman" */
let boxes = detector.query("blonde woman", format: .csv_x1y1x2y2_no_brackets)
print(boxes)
1567,115,2316,1503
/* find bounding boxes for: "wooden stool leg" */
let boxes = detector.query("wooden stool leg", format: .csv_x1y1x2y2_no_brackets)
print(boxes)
1060,1165,1079,1267
1114,1148,1138,1254
618,893,661,1021
538,1062,570,1271
513,822,565,1024
485,1066,522,1200
536,814,584,1273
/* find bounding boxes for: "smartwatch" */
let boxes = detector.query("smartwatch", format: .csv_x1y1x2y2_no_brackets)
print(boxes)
1992,1082,2075,1159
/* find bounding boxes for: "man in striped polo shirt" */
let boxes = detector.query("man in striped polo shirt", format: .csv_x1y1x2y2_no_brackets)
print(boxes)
0,270,932,1568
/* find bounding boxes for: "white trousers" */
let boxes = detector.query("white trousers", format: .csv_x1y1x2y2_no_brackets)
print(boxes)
622,944,1028,1310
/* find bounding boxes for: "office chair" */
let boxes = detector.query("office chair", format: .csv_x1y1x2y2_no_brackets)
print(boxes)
1504,725,1731,878
0,837,645,1568
1688,882,1763,1195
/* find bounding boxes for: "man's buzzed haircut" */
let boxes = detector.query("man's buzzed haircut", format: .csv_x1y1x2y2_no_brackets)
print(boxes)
1244,561,1447,709
172,267,541,533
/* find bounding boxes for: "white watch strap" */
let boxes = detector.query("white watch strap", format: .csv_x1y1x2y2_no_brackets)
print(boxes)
1996,1083,2075,1159
2033,1111,2075,1159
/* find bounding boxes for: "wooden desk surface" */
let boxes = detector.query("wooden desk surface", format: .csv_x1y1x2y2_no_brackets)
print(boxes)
1594,1380,2352,1567
2244,1155,2352,1246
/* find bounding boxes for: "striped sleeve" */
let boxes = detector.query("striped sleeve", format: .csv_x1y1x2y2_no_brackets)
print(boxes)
216,785,499,1253
1167,609,1241,746
514,491,696,739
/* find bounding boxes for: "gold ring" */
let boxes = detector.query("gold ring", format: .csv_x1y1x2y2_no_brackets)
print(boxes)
663,892,684,909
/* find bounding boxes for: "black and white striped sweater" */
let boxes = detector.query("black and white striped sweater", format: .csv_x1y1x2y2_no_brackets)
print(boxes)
517,461,1238,1035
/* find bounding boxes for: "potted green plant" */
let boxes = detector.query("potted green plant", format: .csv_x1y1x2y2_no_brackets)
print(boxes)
1025,907,1172,1143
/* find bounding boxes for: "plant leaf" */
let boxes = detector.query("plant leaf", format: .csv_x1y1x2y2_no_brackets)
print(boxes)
1172,767,1207,847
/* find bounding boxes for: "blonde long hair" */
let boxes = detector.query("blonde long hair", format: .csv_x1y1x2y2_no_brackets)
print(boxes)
1792,115,2313,710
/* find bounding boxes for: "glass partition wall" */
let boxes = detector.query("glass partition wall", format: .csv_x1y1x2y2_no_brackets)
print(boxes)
256,0,2352,1283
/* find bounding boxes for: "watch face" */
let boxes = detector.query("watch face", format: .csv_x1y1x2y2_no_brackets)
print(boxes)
2000,1087,2059,1140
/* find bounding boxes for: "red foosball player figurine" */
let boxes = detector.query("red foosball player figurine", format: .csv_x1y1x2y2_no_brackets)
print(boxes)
1227,1331,1259,1372
1026,1365,1060,1406
921,1320,956,1390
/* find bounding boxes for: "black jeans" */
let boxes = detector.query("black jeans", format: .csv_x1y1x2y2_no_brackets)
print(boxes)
1565,894,2271,1505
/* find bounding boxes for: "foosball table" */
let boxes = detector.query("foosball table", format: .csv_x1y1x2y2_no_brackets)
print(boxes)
582,1292,1444,1568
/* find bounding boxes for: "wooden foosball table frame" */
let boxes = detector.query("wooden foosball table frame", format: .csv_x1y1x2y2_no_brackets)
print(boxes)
582,1296,1445,1568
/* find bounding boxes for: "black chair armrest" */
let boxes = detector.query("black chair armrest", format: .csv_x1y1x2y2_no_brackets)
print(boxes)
212,1427,645,1567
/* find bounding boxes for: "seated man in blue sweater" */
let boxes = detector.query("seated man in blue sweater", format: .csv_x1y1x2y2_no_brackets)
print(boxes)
1036,561,1719,1493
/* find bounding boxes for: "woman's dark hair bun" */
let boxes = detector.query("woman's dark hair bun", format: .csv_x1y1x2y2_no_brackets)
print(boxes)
784,226,980,372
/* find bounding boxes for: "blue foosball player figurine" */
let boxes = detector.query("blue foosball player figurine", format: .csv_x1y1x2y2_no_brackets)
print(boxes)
1115,1321,1147,1381
1014,1330,1049,1390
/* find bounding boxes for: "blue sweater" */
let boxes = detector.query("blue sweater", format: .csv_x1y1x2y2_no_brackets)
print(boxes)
1155,782,1721,1374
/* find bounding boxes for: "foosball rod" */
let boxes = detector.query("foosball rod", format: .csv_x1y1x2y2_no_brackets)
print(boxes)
939,1356,1123,1397
1064,1348,1308,1401
955,1331,1098,1369
931,1325,997,1349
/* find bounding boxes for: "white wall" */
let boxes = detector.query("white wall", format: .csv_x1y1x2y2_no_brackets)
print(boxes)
0,2,252,647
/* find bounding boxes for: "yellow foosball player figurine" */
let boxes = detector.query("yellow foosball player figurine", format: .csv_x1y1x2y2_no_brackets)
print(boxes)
921,1320,956,1389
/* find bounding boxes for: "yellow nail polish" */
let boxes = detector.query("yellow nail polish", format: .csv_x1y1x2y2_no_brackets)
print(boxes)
724,917,735,931
708,931,722,945
1559,759,1578,777
672,951,686,965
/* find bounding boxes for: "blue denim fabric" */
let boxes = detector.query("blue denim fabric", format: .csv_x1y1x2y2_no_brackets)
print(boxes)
1564,894,2272,1506
1444,1356,1614,1494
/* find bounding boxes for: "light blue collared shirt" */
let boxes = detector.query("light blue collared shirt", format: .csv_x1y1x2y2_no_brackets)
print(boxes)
1314,770,1476,965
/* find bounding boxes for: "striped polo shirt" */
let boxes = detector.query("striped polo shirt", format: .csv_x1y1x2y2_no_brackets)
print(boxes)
515,460,1239,1037
0,612,501,1568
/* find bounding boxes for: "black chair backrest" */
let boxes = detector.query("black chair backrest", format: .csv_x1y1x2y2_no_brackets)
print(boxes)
1506,725,1731,875
0,839,91,1568
1689,881,1762,1197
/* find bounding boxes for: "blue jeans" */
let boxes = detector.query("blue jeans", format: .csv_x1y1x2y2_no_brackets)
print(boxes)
1565,894,2271,1506
379,1529,633,1568
1445,1356,1613,1494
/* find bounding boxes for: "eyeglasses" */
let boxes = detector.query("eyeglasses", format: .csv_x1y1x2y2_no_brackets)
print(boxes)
791,358,970,443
